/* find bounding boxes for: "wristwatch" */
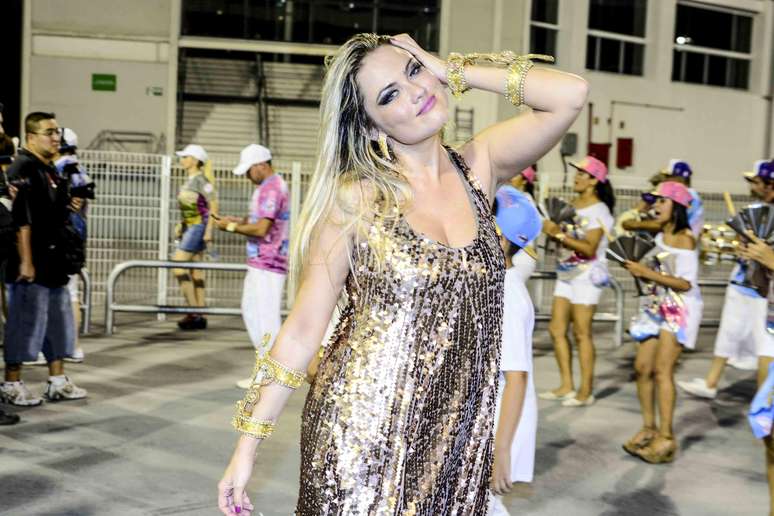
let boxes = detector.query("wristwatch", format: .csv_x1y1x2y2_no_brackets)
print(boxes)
226,222,237,233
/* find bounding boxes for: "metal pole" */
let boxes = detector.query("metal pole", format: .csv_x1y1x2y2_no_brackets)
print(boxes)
287,161,302,306
105,260,249,335
610,276,624,347
157,155,172,320
79,268,92,335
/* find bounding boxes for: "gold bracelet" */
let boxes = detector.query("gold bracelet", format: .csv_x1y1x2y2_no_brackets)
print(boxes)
226,222,237,232
231,334,306,440
446,52,471,99
506,58,533,107
232,414,275,439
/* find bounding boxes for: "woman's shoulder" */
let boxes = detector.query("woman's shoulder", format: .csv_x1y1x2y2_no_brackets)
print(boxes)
664,229,696,251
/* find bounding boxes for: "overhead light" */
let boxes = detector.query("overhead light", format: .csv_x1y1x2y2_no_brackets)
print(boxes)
675,36,692,45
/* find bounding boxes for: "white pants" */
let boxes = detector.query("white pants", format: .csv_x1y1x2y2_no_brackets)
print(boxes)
241,267,285,350
714,286,770,358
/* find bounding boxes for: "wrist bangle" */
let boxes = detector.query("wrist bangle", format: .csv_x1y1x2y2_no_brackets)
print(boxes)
446,52,471,99
555,232,566,242
226,222,237,233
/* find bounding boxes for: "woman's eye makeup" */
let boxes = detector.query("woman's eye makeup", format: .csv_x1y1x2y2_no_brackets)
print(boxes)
377,61,423,106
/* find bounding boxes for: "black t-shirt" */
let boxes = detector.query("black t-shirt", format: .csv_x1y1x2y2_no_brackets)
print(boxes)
6,149,71,288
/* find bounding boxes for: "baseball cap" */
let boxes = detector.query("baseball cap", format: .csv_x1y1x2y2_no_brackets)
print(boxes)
520,166,536,184
743,160,774,182
175,144,208,163
495,185,542,259
642,181,692,207
233,144,272,176
569,156,608,183
662,159,692,179
59,128,78,152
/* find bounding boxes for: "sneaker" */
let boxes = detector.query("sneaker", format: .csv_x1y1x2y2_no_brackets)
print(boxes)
538,390,577,401
177,314,196,330
178,315,207,330
190,316,207,330
43,377,87,402
23,352,46,366
0,409,20,425
64,348,85,364
562,395,596,407
236,377,254,389
677,378,717,399
0,381,43,406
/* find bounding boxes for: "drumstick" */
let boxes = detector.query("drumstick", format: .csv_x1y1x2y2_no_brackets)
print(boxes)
723,192,736,217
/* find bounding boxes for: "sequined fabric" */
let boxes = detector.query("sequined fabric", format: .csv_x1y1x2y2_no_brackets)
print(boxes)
297,148,504,515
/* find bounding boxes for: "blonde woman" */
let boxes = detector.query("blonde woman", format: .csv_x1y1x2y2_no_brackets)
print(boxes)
173,144,216,330
217,33,587,515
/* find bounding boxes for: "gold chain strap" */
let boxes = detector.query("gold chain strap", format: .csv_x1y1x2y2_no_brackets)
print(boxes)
231,333,306,439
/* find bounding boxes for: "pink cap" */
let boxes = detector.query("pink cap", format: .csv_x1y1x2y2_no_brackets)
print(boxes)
570,156,608,183
520,166,536,184
646,181,692,207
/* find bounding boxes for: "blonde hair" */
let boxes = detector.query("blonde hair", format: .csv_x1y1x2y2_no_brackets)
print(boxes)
289,33,413,287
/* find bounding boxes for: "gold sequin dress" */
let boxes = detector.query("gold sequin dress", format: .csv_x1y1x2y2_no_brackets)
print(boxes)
298,148,504,515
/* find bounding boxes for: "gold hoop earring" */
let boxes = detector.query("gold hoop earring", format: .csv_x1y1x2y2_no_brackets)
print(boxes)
378,132,391,160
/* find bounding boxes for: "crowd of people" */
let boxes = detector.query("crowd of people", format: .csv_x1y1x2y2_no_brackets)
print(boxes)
2,32,774,515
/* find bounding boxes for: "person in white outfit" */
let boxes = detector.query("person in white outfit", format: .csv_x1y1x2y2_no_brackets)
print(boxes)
622,181,703,464
214,144,290,389
680,160,774,399
541,156,615,407
489,186,541,516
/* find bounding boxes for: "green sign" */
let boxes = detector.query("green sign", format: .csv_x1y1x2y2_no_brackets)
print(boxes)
92,74,117,92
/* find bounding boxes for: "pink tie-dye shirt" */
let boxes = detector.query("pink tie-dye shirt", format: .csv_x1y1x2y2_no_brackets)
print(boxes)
246,173,290,274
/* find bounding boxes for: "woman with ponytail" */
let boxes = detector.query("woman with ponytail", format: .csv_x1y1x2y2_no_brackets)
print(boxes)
173,144,217,330
540,156,615,407
217,33,588,515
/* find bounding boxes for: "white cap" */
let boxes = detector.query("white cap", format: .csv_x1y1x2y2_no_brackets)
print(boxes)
175,144,208,163
60,128,78,150
233,144,272,176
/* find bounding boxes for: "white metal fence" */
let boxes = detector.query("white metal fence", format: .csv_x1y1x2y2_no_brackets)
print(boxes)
79,150,314,328
79,150,751,332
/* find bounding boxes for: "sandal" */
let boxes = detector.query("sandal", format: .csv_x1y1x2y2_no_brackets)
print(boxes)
622,427,658,456
636,435,677,464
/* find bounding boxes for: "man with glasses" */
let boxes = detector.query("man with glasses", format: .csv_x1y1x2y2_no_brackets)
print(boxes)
0,112,87,407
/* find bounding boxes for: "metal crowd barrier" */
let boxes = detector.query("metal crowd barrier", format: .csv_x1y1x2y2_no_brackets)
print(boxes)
529,270,625,347
105,260,248,335
77,268,92,335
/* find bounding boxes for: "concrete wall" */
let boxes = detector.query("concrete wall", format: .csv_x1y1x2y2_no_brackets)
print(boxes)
443,0,774,194
31,0,171,38
24,0,175,149
28,56,168,148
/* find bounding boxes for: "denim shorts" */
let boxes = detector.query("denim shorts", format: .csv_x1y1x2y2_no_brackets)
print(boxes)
3,282,75,364
178,223,206,253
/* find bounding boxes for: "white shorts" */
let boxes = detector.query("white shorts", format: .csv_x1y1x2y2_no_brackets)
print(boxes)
752,295,774,358
241,267,286,350
713,286,761,359
629,295,703,350
67,274,79,303
553,269,604,306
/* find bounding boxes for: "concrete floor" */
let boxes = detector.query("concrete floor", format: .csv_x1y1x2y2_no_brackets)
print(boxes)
0,318,767,516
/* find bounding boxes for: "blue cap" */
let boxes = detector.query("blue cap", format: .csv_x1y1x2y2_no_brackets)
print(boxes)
744,160,774,181
664,159,692,178
495,186,542,253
